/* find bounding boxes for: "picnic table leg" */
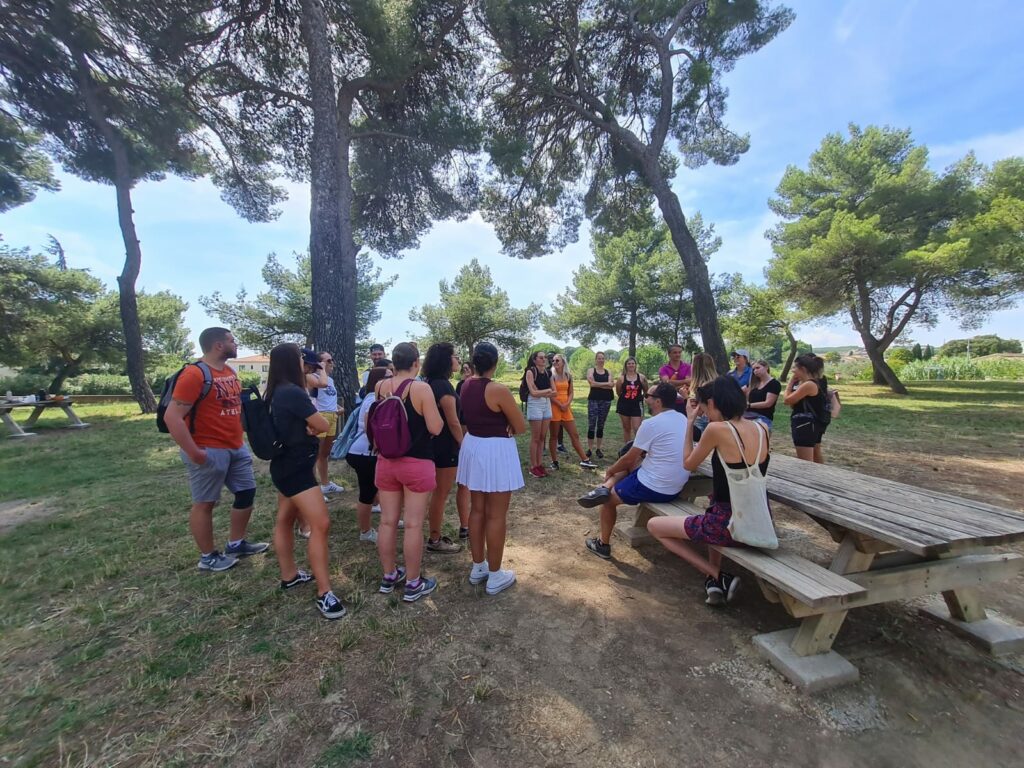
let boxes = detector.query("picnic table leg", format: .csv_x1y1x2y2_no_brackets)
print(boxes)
920,561,1024,655
61,404,90,428
754,535,873,693
22,406,45,427
1,409,38,438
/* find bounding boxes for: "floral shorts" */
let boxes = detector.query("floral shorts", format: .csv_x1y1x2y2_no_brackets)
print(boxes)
684,496,736,547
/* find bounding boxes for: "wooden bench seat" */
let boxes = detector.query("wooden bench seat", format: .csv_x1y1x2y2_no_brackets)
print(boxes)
638,500,866,614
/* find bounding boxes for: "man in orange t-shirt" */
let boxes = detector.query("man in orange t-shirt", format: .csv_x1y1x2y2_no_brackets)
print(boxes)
165,327,267,572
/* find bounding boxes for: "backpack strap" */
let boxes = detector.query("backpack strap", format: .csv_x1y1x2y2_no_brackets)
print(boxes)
187,361,214,433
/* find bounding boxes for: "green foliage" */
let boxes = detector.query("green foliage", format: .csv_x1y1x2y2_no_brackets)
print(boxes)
410,259,539,360
545,211,721,354
568,347,594,380
200,251,396,353
0,112,58,212
478,0,794,259
938,335,1022,357
911,343,923,360
889,356,1024,381
634,345,665,379
0,244,190,391
885,347,916,372
768,124,1024,392
923,344,935,360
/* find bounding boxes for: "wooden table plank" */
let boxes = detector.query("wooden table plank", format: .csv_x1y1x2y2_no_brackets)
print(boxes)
766,477,949,555
771,472,1024,543
768,454,1024,524
766,459,1024,533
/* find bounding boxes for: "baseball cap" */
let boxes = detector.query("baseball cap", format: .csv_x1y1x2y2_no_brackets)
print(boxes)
302,348,321,367
732,349,750,360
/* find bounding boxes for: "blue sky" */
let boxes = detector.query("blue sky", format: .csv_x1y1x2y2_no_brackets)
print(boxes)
3,0,1023,357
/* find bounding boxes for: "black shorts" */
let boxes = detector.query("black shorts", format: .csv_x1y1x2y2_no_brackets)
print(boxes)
616,400,642,418
270,449,318,498
791,415,823,447
432,434,459,469
345,452,378,505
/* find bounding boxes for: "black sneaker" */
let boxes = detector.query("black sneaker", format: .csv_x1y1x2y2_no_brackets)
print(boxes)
704,576,725,607
595,449,604,459
577,486,610,508
579,459,598,469
549,460,560,470
557,443,568,454
458,526,469,540
720,572,741,604
403,575,438,603
379,566,407,594
281,569,313,590
585,537,611,560
316,590,347,619
586,449,592,459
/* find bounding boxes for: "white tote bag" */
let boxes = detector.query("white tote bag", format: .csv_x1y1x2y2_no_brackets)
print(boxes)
722,422,778,549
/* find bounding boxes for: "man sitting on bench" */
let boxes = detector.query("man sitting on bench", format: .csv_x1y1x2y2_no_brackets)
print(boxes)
577,383,689,560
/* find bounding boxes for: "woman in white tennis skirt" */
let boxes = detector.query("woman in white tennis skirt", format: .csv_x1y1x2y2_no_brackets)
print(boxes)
456,342,527,595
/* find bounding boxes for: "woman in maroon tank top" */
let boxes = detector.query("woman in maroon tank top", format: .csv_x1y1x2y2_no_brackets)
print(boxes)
456,343,527,596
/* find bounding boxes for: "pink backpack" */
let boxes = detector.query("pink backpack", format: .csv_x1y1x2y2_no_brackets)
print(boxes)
366,378,414,458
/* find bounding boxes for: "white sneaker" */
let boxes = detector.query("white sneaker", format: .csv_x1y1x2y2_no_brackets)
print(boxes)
469,562,489,585
321,481,344,494
371,504,381,513
359,528,378,544
485,569,516,595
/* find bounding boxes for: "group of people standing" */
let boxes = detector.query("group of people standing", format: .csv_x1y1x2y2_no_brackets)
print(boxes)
166,328,836,620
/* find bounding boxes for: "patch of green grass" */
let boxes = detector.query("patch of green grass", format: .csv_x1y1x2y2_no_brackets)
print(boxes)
313,732,374,767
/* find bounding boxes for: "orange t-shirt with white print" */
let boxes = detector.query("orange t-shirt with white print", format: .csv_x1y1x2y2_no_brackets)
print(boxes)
171,364,244,449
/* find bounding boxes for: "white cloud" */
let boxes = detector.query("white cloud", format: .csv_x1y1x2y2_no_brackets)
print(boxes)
930,126,1024,164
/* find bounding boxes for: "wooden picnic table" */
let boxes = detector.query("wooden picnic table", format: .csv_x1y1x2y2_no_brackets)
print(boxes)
623,453,1024,692
0,398,90,438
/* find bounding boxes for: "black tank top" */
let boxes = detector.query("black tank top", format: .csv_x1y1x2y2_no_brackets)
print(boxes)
530,367,550,392
402,388,434,460
588,369,614,401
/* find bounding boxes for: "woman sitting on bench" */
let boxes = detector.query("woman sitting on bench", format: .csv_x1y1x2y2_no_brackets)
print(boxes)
648,376,771,607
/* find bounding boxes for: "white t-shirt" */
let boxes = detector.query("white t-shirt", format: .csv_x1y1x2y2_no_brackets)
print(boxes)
314,376,338,412
633,409,689,495
348,393,375,456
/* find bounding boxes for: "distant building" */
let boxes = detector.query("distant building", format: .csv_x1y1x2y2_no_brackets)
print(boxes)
228,355,270,387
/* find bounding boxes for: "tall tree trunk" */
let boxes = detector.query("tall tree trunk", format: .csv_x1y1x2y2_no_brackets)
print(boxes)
297,0,357,412
72,50,156,412
628,309,638,358
848,298,908,395
644,165,727,371
48,359,79,395
858,330,908,394
780,325,798,381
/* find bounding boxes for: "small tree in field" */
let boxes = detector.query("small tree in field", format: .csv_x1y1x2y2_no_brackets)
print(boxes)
769,125,1024,394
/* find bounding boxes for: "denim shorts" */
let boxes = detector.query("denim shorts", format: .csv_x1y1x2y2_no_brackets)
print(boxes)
526,396,552,421
181,446,256,504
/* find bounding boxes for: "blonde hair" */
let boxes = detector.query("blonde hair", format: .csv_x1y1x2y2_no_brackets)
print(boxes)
690,353,718,390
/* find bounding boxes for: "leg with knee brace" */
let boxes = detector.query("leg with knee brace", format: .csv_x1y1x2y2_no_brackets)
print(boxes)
233,487,256,509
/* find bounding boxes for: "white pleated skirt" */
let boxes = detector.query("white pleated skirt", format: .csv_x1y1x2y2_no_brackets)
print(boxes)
456,434,525,492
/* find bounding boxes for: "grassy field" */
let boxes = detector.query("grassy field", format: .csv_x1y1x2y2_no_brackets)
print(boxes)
1,381,1023,766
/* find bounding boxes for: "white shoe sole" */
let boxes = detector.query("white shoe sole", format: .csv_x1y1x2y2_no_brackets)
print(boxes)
469,570,488,585
485,573,516,595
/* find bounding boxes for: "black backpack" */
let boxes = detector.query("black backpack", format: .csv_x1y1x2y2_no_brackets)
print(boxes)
240,385,284,460
519,373,530,403
156,362,212,433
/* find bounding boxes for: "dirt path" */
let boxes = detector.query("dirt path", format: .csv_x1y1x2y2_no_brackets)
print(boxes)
234,453,1024,768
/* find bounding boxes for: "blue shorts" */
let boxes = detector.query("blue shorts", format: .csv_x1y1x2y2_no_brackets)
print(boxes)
614,471,679,506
